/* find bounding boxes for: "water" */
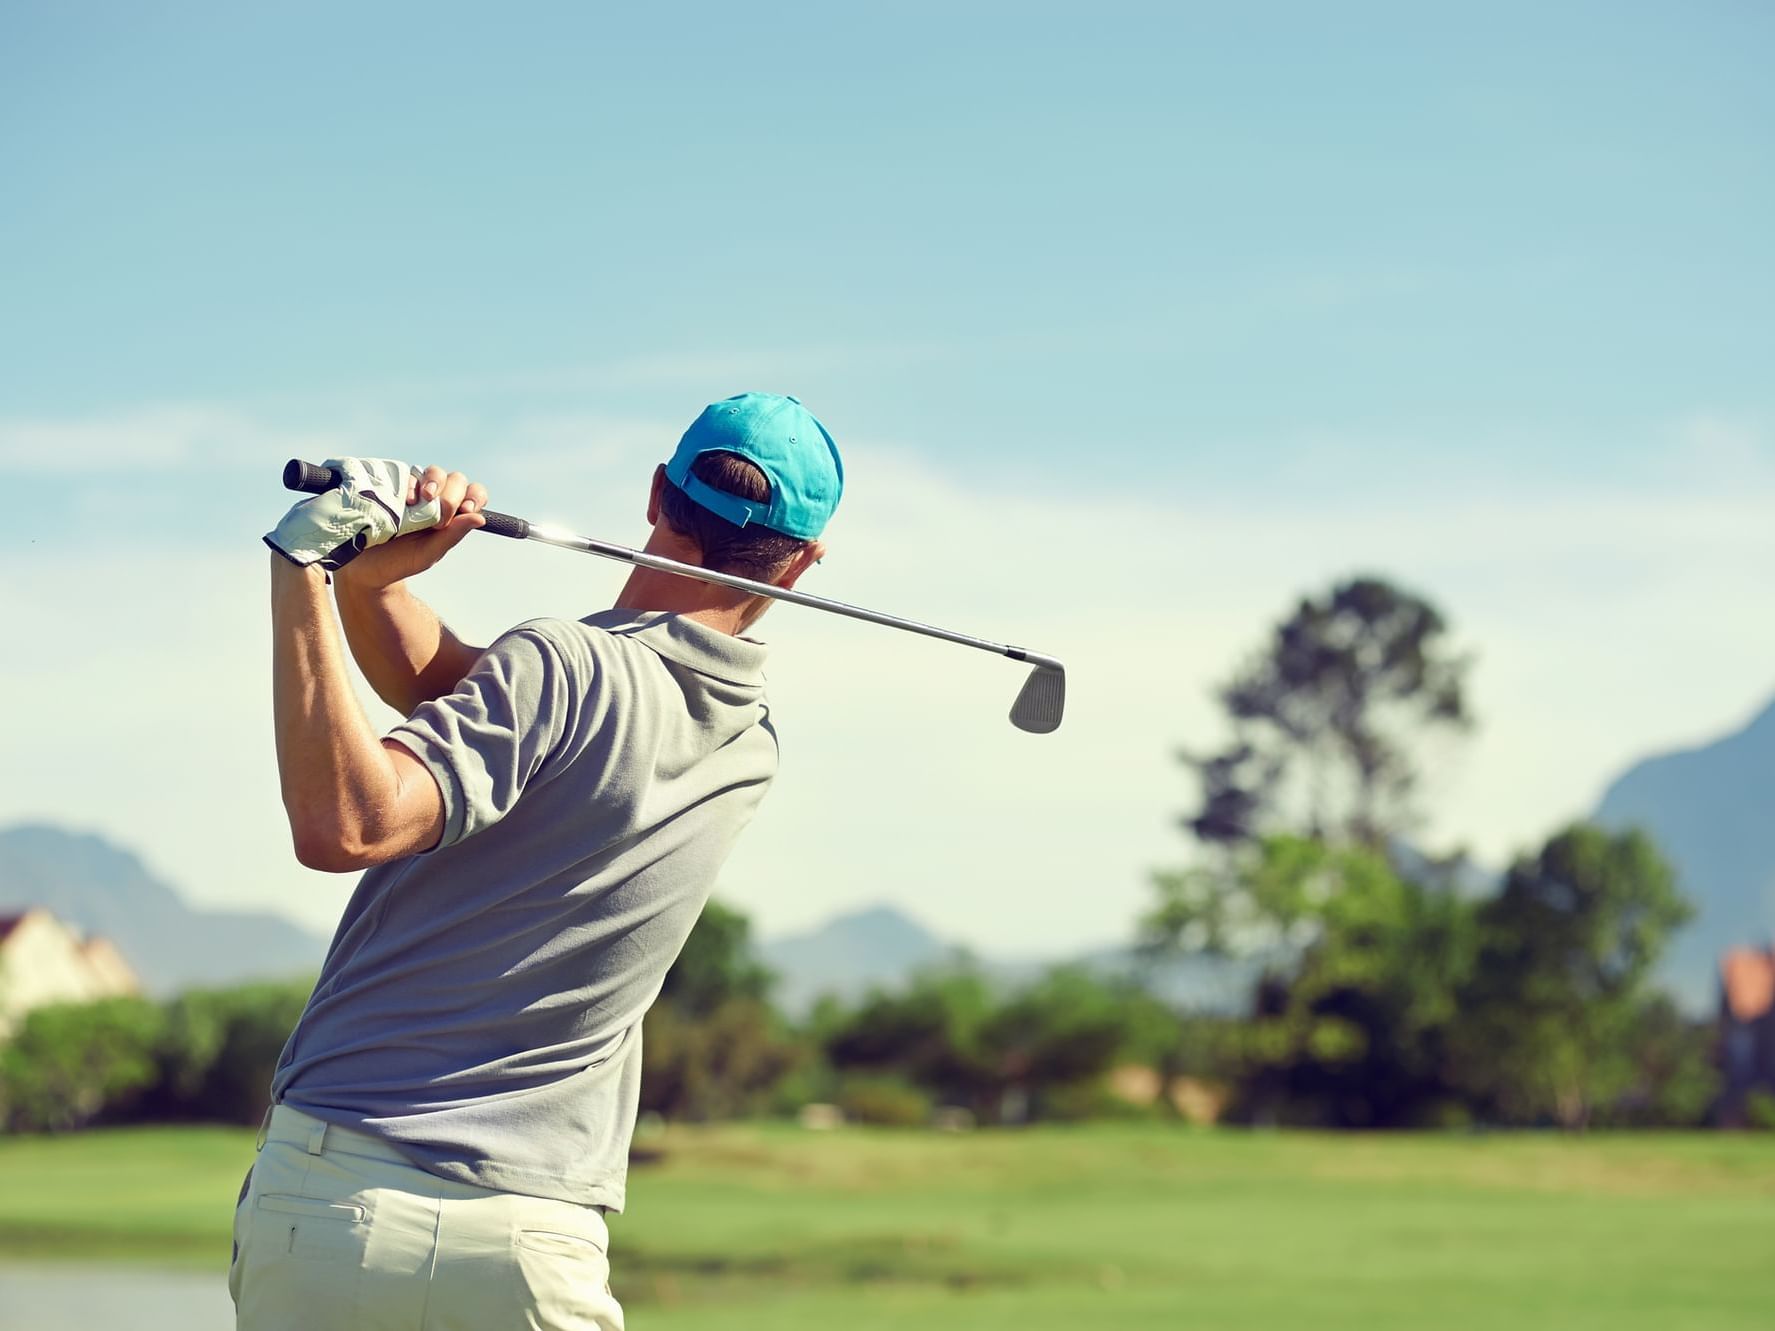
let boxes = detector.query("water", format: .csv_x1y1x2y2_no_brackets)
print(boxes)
0,1264,232,1331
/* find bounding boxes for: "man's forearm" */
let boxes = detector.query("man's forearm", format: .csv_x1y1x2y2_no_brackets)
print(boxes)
334,574,484,715
272,557,415,866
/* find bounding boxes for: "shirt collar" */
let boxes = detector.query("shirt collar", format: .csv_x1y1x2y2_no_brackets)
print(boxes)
582,609,769,686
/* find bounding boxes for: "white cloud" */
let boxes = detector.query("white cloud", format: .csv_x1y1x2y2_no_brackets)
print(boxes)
4,402,1775,961
1666,412,1771,479
0,403,356,473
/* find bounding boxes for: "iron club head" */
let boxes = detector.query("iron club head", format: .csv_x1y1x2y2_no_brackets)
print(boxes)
1010,662,1066,734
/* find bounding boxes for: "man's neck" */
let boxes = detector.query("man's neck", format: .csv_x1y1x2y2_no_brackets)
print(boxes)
613,574,754,636
612,530,762,637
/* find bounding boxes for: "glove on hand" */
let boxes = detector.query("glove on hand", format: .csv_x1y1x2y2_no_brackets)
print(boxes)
265,457,444,570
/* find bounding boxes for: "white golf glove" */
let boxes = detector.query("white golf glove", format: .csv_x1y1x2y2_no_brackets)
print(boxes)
264,457,444,570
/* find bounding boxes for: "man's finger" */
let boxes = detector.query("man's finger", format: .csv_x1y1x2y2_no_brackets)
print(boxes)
419,465,448,503
435,507,486,551
437,471,470,525
462,482,489,516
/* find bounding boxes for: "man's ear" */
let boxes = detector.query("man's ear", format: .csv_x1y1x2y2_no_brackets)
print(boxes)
775,539,827,591
647,465,667,526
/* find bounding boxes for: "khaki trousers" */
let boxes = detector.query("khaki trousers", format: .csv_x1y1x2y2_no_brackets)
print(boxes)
231,1105,625,1331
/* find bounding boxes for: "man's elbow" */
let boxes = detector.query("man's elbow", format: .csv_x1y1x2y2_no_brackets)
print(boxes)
287,830,370,880
288,805,436,871
283,759,441,871
288,820,382,873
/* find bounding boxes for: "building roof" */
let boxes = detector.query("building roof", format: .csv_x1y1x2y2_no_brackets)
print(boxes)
0,909,42,945
78,935,142,995
1721,947,1775,1023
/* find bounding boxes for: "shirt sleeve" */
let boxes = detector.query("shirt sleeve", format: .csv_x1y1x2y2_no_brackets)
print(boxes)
386,622,577,849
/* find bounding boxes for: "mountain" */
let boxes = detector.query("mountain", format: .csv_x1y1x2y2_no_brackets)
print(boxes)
0,824,328,996
758,905,963,1013
757,903,1252,1015
1594,696,1775,1012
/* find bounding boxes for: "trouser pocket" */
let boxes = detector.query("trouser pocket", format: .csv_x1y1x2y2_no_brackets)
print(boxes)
509,1202,623,1331
233,1145,371,1330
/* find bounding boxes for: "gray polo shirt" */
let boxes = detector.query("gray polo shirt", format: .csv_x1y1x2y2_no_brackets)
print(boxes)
270,609,777,1212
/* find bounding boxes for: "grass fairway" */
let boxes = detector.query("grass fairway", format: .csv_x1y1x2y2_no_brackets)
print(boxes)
3,1124,1772,1329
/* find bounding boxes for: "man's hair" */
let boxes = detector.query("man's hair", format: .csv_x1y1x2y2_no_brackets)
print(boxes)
659,451,809,576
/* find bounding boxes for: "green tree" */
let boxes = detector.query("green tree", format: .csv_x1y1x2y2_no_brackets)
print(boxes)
821,968,998,1112
1453,825,1693,1129
1144,577,1480,1126
640,899,803,1120
0,997,166,1132
658,899,773,1017
978,969,1177,1120
639,994,802,1121
1183,577,1470,851
1597,993,1720,1128
152,980,313,1125
820,966,1188,1123
1149,836,1475,1126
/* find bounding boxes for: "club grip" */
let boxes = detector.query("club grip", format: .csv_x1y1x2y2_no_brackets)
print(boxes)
284,459,341,493
477,510,530,540
280,459,530,540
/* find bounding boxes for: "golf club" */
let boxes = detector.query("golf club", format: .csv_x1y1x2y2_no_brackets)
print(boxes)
284,459,1067,734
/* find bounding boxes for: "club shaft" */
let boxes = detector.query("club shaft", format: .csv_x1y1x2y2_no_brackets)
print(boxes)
524,524,1060,670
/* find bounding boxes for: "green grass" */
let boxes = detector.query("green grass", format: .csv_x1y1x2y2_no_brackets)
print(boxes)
3,1124,1773,1329
0,1126,249,1265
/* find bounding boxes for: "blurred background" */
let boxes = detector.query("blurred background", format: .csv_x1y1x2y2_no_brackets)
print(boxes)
2,2,1771,1328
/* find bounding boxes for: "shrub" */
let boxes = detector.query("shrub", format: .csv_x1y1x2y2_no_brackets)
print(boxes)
153,980,313,1125
0,979,312,1133
0,997,166,1132
836,1074,932,1127
1745,1091,1775,1133
640,996,804,1121
1041,1077,1164,1123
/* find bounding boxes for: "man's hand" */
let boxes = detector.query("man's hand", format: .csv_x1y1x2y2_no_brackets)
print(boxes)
334,466,490,591
265,458,447,571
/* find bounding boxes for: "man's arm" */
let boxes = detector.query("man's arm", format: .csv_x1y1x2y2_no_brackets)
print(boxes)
335,577,485,716
271,554,445,871
330,466,490,715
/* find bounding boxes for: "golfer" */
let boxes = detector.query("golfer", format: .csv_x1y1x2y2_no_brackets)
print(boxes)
235,393,842,1330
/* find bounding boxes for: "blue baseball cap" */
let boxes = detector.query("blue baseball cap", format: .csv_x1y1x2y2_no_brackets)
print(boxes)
665,392,844,540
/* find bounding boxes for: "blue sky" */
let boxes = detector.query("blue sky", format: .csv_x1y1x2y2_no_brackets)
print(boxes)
3,3,1772,951
7,3,1769,467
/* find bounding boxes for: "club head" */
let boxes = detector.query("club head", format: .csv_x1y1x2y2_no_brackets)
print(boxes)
1010,663,1066,734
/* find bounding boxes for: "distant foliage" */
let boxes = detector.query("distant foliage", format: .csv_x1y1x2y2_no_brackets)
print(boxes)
0,825,1723,1138
820,970,998,1112
151,981,314,1125
658,900,774,1017
1745,1091,1775,1132
0,979,312,1134
1150,577,1714,1131
0,997,166,1132
1452,826,1697,1129
1594,994,1719,1129
816,965,1179,1124
641,900,802,1121
1147,836,1476,1127
640,996,802,1122
1182,577,1471,851
835,1073,932,1127
980,969,1171,1117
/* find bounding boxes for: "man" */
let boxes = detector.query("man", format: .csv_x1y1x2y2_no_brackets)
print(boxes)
234,392,842,1330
